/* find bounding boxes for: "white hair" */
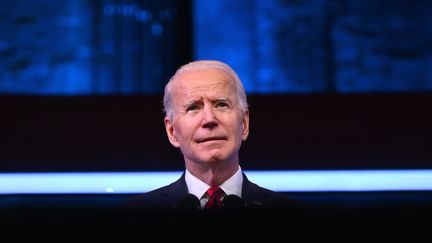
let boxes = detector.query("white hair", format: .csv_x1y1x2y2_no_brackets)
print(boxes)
163,60,248,120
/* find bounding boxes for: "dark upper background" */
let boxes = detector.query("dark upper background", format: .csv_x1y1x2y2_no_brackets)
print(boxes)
1,0,431,172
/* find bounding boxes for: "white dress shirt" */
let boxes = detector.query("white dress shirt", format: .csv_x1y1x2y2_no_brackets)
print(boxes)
185,165,243,209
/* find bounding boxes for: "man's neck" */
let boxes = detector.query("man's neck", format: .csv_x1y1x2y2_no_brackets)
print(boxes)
185,160,239,186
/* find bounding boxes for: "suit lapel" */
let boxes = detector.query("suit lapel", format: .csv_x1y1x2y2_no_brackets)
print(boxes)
160,172,269,209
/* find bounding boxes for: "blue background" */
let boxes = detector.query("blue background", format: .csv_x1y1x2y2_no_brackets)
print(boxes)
1,0,431,95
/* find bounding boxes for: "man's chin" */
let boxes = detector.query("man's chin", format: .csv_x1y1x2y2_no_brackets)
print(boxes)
201,155,225,164
188,147,235,164
199,152,228,165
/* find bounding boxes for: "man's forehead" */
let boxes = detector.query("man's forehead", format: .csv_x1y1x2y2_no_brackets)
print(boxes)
178,82,234,97
174,72,235,92
176,65,236,79
184,95,232,104
173,84,237,106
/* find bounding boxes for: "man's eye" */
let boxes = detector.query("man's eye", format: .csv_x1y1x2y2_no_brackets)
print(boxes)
216,102,229,108
186,105,198,112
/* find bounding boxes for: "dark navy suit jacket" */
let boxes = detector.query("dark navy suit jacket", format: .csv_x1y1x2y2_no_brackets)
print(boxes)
112,172,309,236
118,172,303,213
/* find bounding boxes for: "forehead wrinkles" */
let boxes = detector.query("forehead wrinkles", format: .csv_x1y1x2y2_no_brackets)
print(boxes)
173,72,237,103
187,82,229,98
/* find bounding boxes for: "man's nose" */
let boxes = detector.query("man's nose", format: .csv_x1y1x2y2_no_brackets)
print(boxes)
201,105,218,129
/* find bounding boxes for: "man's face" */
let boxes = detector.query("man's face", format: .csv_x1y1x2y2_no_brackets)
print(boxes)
164,68,249,168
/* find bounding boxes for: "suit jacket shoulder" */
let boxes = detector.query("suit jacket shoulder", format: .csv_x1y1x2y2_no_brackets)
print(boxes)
241,173,305,210
116,173,189,212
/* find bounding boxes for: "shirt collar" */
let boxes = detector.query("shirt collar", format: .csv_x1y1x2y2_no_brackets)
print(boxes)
185,165,243,200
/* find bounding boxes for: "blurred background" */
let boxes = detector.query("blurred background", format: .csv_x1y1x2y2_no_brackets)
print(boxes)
1,0,432,224
1,0,431,172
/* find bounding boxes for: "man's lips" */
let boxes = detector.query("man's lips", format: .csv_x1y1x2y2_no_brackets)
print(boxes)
196,136,227,143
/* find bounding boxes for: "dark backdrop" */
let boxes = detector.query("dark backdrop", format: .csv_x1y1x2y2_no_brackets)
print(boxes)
2,93,431,172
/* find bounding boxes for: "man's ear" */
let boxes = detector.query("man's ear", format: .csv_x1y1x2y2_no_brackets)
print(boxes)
241,109,249,141
164,116,180,148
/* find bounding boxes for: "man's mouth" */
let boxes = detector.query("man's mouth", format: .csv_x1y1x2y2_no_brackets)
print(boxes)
196,136,227,143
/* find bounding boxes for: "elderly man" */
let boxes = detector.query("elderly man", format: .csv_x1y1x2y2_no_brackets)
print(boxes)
122,60,301,212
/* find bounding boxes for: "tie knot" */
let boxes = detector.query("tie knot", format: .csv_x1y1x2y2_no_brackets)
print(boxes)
206,187,224,198
204,187,225,210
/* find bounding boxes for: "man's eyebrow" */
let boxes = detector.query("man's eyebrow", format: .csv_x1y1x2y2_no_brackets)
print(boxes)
183,99,201,108
212,97,231,103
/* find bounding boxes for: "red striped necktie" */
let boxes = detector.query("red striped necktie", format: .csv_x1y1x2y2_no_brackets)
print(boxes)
204,187,225,210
